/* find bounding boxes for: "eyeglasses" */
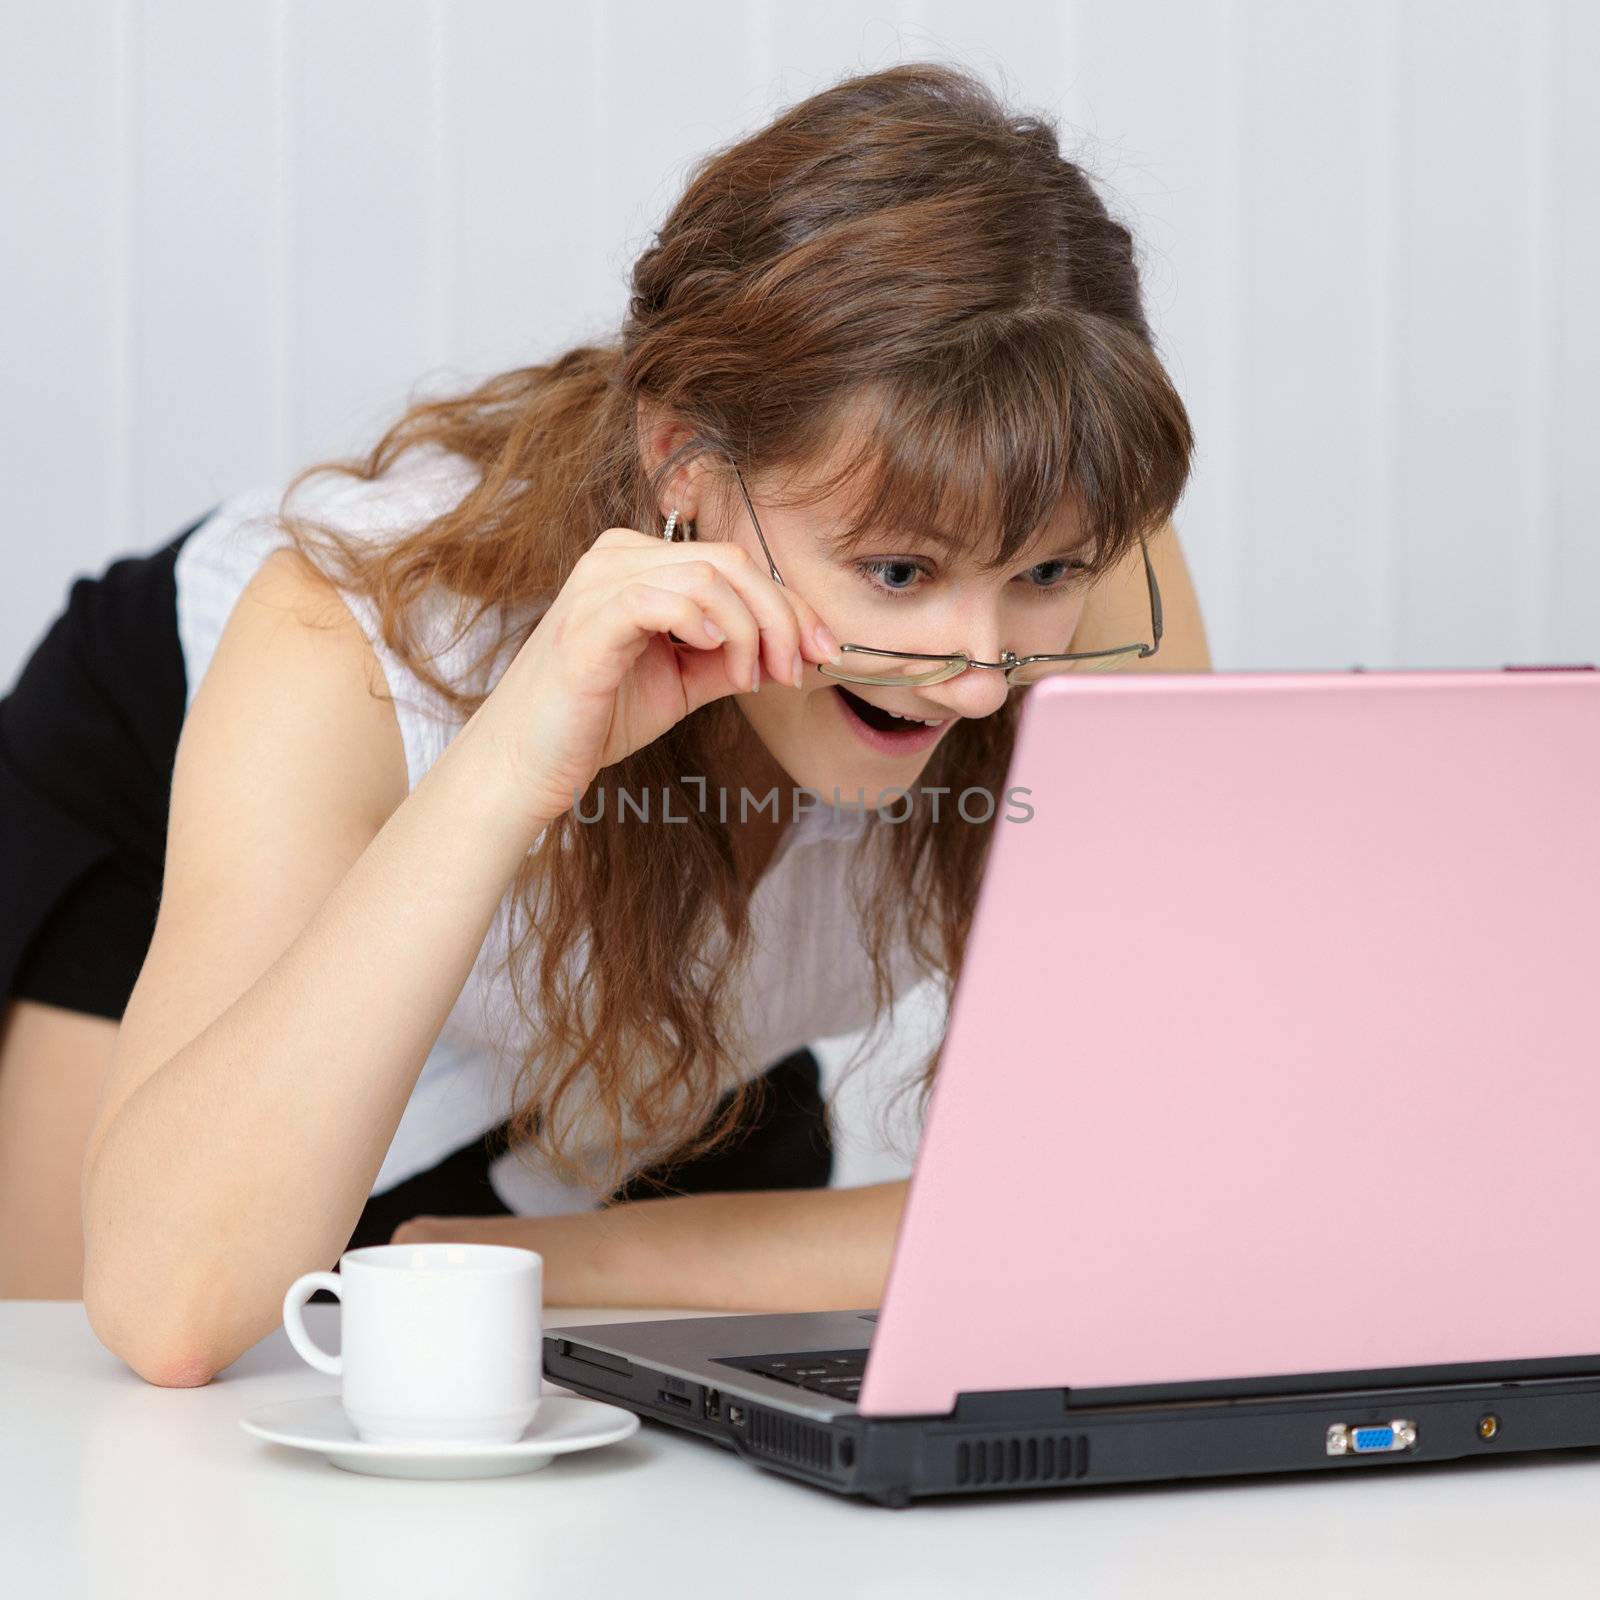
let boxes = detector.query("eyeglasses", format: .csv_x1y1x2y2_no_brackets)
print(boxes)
724,461,1163,687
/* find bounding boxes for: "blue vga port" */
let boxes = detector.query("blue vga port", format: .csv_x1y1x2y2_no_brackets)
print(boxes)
1327,1419,1418,1456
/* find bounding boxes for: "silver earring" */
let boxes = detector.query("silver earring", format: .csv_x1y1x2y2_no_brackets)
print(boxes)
662,508,679,541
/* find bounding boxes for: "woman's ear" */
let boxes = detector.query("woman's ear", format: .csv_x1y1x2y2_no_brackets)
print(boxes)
635,395,707,521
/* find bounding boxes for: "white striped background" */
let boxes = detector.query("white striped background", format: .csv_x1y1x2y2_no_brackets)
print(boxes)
3,1,1597,1179
5,0,1597,684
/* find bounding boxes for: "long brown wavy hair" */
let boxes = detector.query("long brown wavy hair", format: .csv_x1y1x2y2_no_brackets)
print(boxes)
276,62,1194,1198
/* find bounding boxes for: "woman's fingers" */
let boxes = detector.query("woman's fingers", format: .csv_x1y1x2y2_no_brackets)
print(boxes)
583,526,844,691
616,581,735,659
674,635,753,714
553,577,729,699
650,542,843,689
633,559,764,693
390,1215,441,1245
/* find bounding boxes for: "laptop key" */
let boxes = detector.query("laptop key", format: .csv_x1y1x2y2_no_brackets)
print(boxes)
727,1349,870,1397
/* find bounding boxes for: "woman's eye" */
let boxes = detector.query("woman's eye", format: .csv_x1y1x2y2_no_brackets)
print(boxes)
1019,559,1090,591
854,558,927,595
852,555,1091,597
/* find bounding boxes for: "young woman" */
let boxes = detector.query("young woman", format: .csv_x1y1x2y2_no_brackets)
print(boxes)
0,62,1209,1382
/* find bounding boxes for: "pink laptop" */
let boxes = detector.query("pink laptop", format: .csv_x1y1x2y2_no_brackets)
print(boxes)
548,666,1600,1505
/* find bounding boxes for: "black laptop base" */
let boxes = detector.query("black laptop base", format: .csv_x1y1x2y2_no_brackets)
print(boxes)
545,1334,1600,1508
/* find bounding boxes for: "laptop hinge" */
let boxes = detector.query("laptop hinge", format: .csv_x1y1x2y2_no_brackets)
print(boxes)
950,1387,1071,1423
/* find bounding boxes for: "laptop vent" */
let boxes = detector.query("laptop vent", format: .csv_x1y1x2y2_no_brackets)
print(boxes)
746,1408,834,1473
955,1433,1089,1487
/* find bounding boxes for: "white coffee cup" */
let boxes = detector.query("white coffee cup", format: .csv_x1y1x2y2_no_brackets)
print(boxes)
282,1243,543,1446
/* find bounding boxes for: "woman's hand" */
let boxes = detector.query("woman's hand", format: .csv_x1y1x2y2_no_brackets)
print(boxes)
389,1213,561,1260
389,1180,906,1311
390,1214,523,1248
388,1212,620,1304
472,526,842,828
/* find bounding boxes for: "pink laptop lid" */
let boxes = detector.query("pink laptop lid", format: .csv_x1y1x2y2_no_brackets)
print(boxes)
858,668,1600,1417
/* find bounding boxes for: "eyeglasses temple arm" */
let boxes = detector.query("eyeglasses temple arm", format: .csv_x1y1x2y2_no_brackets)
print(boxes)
729,461,785,587
1141,528,1163,649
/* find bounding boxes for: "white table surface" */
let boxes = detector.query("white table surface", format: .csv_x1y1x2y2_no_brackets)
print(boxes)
5,1301,1599,1600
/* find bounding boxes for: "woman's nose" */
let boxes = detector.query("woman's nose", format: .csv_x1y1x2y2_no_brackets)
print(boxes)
919,660,1014,721
912,606,1017,718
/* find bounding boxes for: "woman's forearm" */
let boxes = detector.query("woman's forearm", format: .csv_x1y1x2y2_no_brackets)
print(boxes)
82,719,552,1384
397,1179,910,1311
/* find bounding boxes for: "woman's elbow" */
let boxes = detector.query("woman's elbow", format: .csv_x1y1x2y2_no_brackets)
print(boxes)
83,1280,223,1389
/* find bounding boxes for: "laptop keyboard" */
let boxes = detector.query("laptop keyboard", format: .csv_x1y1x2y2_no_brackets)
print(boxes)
733,1348,870,1403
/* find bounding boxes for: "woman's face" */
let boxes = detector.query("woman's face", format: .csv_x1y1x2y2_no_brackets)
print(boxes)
705,452,1096,808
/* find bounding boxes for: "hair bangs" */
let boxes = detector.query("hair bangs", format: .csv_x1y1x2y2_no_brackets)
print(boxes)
768,319,1174,580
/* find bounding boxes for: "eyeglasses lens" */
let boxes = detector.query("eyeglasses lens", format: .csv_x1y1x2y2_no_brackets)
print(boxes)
1003,648,1144,685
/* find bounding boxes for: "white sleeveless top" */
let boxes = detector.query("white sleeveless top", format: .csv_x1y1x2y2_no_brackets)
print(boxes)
172,441,926,1214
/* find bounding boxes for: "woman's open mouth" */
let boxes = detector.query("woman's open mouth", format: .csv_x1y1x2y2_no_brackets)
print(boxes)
829,684,949,756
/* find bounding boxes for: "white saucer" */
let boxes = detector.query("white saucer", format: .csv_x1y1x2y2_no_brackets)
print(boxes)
240,1392,640,1479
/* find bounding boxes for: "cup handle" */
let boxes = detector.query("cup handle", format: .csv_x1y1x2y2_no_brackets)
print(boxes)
282,1270,343,1376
